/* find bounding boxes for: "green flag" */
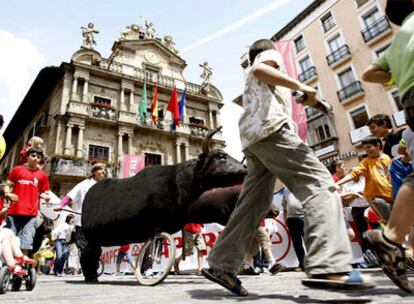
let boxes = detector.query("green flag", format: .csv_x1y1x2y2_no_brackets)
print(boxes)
138,80,147,123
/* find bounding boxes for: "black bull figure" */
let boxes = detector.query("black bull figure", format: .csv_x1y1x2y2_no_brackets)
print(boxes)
81,128,246,247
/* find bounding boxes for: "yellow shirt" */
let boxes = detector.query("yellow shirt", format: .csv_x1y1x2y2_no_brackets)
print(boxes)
349,154,392,202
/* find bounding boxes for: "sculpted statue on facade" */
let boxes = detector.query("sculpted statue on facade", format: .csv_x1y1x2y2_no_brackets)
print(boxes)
163,35,179,54
120,24,142,40
81,22,99,49
144,20,156,39
199,62,213,95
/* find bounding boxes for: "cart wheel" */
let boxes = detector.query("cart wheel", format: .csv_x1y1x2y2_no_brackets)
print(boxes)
25,268,37,291
0,266,10,294
135,232,176,286
11,276,22,291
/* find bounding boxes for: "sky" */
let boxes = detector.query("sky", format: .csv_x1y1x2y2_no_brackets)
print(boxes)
0,0,314,161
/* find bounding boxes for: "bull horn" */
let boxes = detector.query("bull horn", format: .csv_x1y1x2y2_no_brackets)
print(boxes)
201,126,223,153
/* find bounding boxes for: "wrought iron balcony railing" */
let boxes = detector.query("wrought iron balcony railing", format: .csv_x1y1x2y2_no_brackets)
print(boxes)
298,66,318,83
326,45,351,66
361,16,391,43
337,81,364,102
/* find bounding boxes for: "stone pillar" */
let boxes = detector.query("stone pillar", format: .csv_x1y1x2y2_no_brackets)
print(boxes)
118,132,124,158
76,126,85,158
216,111,221,127
120,89,125,111
209,110,214,129
184,144,189,161
175,143,181,164
64,123,73,155
82,80,89,102
130,91,134,112
54,121,62,154
71,77,78,98
127,133,134,154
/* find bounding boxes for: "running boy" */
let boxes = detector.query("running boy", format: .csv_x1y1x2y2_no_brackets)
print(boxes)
202,39,374,296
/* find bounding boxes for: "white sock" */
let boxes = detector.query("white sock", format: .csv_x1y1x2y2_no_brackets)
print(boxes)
268,259,275,268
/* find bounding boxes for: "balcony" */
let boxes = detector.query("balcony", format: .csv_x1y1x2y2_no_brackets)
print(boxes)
361,16,392,44
337,81,364,103
51,156,116,177
89,103,118,121
326,45,351,67
298,66,318,83
355,0,370,8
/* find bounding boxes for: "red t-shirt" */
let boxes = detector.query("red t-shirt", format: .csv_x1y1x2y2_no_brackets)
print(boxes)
184,223,203,233
119,245,130,253
7,165,50,216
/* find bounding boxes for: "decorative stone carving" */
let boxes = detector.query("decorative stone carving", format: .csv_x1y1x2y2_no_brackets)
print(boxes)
120,24,143,40
81,22,99,49
199,62,212,95
163,35,179,54
144,20,156,39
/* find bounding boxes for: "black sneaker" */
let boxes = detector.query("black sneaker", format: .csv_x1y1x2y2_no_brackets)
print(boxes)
239,267,259,276
269,264,286,275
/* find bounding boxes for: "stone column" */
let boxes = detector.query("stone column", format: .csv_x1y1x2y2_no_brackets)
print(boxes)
71,77,78,98
209,110,214,129
120,89,125,111
184,144,189,162
130,91,134,112
215,111,221,127
76,126,85,158
127,133,134,154
64,123,73,155
54,121,62,154
118,132,124,158
175,143,181,164
82,80,89,102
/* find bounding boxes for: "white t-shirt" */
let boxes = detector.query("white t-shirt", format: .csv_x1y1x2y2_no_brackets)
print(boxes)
67,178,97,226
239,49,292,150
340,177,369,208
52,222,74,242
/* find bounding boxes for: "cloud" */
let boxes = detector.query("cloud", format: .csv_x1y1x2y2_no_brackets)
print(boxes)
181,0,293,53
0,30,45,129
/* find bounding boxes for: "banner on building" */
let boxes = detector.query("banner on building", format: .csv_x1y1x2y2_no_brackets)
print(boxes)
121,154,145,178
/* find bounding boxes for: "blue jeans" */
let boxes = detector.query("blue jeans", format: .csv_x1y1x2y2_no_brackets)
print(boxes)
54,240,68,275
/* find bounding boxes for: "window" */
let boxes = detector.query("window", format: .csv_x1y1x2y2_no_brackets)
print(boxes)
362,7,381,27
321,12,335,32
391,91,403,111
294,35,305,53
145,153,161,167
94,96,111,107
299,56,312,73
327,34,343,53
375,43,391,58
307,116,335,146
189,117,205,127
350,106,369,129
88,145,109,161
338,68,356,88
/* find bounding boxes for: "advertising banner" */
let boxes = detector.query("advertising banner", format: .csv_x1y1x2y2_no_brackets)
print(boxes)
121,154,145,178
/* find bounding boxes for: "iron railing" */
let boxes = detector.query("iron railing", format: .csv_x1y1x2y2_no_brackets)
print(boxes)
326,45,351,66
337,81,364,102
361,16,391,43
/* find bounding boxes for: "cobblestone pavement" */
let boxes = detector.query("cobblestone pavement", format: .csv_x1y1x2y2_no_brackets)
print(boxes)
1,269,414,303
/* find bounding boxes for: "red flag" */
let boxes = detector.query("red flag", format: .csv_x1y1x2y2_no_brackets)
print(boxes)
167,86,180,127
151,85,158,124
275,40,308,143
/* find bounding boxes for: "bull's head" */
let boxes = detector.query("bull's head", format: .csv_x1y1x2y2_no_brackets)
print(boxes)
195,127,246,190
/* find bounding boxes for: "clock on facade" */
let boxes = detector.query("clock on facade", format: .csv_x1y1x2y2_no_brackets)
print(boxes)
144,51,160,64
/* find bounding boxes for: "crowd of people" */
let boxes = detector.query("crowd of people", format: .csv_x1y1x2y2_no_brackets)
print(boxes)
1,0,414,299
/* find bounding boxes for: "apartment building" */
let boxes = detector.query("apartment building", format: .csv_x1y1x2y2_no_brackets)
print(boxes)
271,0,401,167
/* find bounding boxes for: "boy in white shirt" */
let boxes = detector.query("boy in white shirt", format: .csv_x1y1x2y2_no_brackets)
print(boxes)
202,39,374,296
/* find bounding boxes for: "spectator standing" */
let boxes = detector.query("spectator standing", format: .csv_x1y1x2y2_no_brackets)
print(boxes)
52,214,75,276
174,223,207,276
115,244,134,275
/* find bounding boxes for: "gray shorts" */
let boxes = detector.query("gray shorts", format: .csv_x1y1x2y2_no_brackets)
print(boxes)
6,215,37,250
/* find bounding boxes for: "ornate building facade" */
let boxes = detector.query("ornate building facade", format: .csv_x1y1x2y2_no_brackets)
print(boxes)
0,21,224,195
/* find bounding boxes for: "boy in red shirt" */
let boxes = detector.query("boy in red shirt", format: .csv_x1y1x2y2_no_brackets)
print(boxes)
4,147,50,255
